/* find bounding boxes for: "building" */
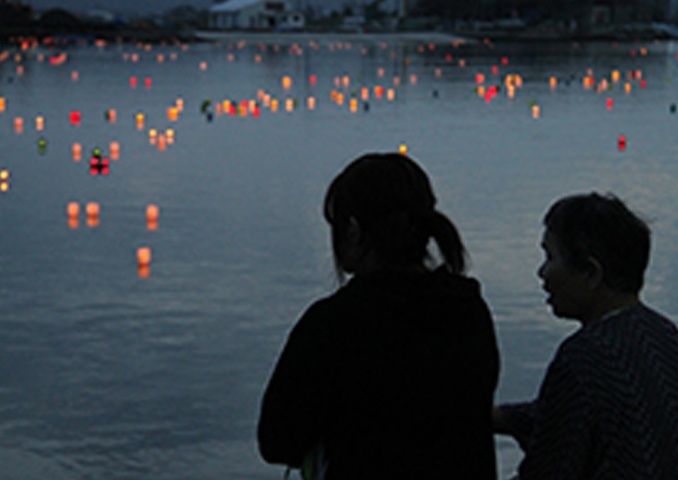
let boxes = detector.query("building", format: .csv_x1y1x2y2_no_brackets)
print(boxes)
209,0,305,30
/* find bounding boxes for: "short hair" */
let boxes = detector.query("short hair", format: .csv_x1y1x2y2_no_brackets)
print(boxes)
544,192,651,294
323,153,467,279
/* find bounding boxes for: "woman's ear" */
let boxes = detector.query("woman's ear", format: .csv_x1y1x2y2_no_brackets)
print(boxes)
347,216,362,245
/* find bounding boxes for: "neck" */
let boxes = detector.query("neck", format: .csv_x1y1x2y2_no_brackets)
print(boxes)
582,291,640,325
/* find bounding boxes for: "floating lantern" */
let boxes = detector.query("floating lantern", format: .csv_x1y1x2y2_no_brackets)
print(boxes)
176,98,184,112
399,144,408,155
640,79,647,89
38,137,47,155
167,106,178,121
507,85,516,99
612,70,621,82
374,86,384,98
285,98,294,112
144,77,152,88
606,98,613,110
157,134,167,151
501,56,509,65
157,54,165,63
387,89,396,101
459,59,466,67
199,61,208,71
137,247,152,266
282,76,292,90
146,205,159,230
0,97,5,112
618,135,627,151
271,99,279,113
477,85,486,98
67,201,79,218
165,129,175,144
377,68,385,77
624,82,632,94
70,111,81,126
73,143,82,161
148,129,158,144
476,73,485,84
130,76,138,88
110,141,120,160
410,74,418,85
532,105,541,119
71,70,79,81
350,98,358,113
307,96,316,110
36,115,44,131
14,117,23,134
106,109,117,123
342,75,350,88
549,76,557,89
86,202,100,218
90,151,110,176
309,74,317,86
136,113,144,130
0,170,9,193
336,93,344,106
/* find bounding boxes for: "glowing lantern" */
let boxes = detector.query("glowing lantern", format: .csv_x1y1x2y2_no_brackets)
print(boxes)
459,59,466,67
374,86,384,98
410,74,418,85
70,111,81,126
282,76,293,90
106,109,117,123
149,129,158,145
501,56,509,65
158,134,167,151
130,76,138,88
640,79,647,89
625,83,632,94
199,61,208,71
16,65,24,76
350,98,358,113
0,97,5,112
532,105,540,119
612,70,621,82
477,85,486,98
144,77,152,88
136,113,144,130
157,54,165,63
71,70,79,81
336,93,344,106
146,205,159,230
73,143,82,161
110,141,120,160
86,202,100,218
14,117,23,134
36,116,44,131
165,129,175,144
137,247,152,266
476,73,485,84
377,68,385,77
492,65,499,75
176,98,184,112
399,143,408,155
549,76,557,89
387,89,396,101
310,74,317,86
67,202,79,218
167,107,178,121
222,100,231,112
618,135,627,151
606,98,613,110
286,98,294,112
307,96,316,110
0,170,9,193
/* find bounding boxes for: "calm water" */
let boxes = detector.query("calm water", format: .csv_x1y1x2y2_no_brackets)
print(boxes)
1,36,677,479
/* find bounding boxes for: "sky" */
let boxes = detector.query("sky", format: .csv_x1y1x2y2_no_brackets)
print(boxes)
26,0,360,16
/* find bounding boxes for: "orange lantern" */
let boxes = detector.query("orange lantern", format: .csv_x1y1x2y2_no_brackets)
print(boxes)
36,115,45,131
73,143,82,161
146,205,159,230
110,141,120,160
14,117,23,134
307,96,316,110
137,247,152,266
0,97,5,112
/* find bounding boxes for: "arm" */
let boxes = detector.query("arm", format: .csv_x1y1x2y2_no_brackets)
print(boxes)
517,351,594,480
257,307,327,467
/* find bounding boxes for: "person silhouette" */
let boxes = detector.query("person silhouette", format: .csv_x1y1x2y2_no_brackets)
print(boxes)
494,192,678,480
258,152,500,480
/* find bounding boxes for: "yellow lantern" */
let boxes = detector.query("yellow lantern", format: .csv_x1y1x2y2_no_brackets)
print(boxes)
36,115,45,131
307,96,316,110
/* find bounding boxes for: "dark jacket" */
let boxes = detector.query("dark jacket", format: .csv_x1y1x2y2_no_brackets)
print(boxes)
258,268,500,480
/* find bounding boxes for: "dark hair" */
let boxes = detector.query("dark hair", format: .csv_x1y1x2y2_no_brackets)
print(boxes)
323,152,467,279
544,192,651,294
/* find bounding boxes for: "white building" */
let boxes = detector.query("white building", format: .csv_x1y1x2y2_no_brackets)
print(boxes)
209,0,305,30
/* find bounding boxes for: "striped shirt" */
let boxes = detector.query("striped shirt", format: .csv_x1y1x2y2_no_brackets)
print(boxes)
500,303,678,480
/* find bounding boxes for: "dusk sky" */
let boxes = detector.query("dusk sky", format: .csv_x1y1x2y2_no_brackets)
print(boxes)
27,0,364,15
